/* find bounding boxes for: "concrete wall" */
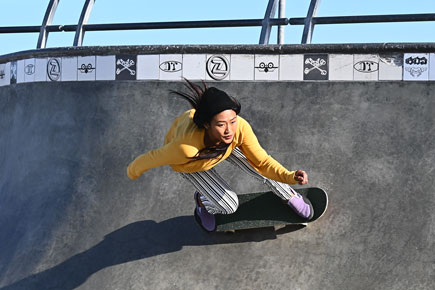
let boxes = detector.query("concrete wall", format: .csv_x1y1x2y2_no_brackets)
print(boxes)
0,45,434,290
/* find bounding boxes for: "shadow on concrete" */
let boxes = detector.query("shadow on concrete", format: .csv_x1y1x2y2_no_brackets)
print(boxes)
0,216,304,290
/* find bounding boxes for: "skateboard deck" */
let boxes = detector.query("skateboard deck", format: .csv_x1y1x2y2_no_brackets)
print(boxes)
215,187,328,232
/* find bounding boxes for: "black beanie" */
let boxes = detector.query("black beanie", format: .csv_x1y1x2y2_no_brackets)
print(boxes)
193,87,240,128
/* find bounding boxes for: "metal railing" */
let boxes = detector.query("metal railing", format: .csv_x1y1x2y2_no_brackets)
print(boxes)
292,0,435,44
0,0,434,50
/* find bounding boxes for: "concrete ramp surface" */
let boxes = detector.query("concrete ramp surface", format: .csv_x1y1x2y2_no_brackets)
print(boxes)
0,80,434,290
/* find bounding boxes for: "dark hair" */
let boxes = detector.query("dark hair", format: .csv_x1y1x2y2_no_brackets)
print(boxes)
172,79,241,160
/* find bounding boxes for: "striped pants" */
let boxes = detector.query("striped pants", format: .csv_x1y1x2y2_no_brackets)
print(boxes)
180,147,297,215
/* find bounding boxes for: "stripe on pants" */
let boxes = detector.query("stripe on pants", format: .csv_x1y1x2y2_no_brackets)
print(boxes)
181,147,297,214
226,147,296,200
180,168,238,214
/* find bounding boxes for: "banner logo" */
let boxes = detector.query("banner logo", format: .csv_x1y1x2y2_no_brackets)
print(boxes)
207,55,229,80
255,62,278,73
354,61,379,73
159,61,182,73
405,57,427,65
25,64,35,75
304,58,327,76
78,63,95,74
47,58,61,81
405,67,427,77
116,59,136,76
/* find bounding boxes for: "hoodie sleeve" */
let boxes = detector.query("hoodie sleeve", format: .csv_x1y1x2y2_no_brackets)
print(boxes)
127,141,193,180
237,118,298,185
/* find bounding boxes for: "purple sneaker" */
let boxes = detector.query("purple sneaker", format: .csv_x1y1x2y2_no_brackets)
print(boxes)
194,192,216,232
287,192,314,220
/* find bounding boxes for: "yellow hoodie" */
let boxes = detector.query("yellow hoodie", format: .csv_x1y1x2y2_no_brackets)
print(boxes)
127,109,297,185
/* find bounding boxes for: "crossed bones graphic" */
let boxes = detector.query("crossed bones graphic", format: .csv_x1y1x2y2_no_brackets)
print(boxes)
116,59,136,76
304,58,327,75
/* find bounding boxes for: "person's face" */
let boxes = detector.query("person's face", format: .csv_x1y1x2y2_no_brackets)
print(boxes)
204,109,237,146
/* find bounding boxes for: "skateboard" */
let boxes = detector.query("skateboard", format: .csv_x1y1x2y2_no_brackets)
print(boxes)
215,187,328,232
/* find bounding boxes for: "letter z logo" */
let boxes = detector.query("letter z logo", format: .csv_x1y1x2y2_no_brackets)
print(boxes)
207,55,229,80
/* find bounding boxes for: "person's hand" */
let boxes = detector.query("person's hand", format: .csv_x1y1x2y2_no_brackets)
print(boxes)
294,170,308,185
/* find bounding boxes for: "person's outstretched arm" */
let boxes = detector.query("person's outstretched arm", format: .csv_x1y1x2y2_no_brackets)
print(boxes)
237,117,307,185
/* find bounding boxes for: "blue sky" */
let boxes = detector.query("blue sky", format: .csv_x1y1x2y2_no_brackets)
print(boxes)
0,0,434,56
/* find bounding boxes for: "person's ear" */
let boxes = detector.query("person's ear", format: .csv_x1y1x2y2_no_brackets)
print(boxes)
203,123,210,129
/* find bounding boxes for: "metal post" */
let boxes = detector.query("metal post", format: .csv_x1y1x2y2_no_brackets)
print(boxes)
37,0,60,49
73,0,96,46
277,0,285,44
301,0,322,44
259,0,279,44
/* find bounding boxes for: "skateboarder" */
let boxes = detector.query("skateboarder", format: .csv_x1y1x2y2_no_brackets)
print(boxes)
127,80,313,232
